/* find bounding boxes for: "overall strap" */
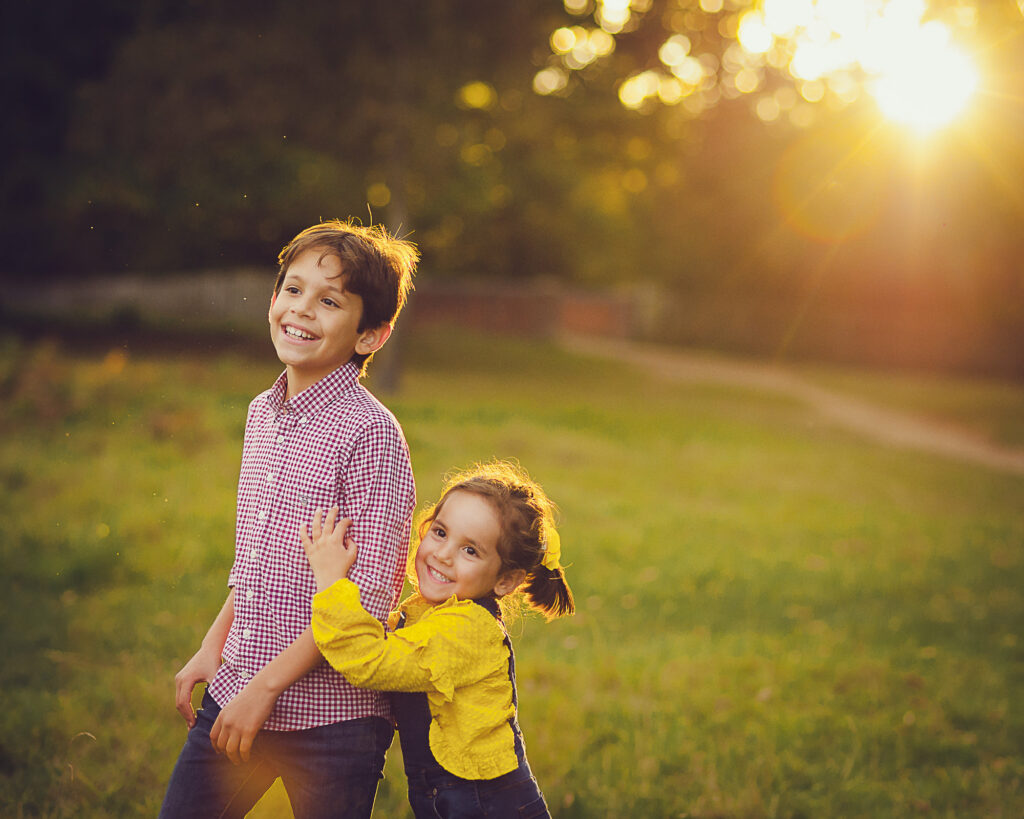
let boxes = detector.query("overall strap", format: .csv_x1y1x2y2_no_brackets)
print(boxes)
472,597,527,765
472,597,517,708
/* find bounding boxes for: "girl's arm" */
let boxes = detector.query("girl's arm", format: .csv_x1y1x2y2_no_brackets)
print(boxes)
302,508,500,699
312,579,497,700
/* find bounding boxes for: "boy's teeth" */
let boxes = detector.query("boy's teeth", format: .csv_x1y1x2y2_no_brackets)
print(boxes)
285,326,314,339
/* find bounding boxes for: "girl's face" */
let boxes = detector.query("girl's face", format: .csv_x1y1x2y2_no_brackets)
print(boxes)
415,490,510,605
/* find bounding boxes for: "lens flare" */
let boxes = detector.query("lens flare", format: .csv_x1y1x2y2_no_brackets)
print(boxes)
871,22,979,132
546,0,981,133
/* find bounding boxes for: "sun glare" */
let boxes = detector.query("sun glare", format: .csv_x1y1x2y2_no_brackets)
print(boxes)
753,0,981,133
767,0,980,133
551,0,982,133
871,21,979,132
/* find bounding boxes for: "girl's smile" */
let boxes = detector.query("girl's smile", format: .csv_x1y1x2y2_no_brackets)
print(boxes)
415,490,509,604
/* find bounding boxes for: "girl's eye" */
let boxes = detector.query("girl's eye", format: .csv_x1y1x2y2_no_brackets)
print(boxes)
464,546,478,557
433,526,445,538
322,298,337,307
285,286,300,294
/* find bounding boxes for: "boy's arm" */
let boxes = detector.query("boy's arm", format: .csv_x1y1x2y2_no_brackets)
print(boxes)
209,627,323,764
342,421,416,621
175,589,234,728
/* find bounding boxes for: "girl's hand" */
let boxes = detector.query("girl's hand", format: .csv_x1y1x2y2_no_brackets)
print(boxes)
300,506,358,592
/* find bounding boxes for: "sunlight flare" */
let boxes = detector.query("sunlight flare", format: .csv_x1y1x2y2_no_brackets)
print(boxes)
549,0,983,132
871,21,979,132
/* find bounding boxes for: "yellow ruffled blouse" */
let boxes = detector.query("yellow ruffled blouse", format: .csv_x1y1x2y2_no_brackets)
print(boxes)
311,579,519,780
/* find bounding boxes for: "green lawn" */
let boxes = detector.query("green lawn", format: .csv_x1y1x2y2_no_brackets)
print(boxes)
1,328,1022,818
797,362,1024,449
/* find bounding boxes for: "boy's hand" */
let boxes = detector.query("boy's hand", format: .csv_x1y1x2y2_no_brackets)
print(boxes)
174,646,222,728
300,506,359,592
209,682,276,764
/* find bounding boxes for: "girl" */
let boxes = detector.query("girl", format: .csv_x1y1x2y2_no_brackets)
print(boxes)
300,461,574,819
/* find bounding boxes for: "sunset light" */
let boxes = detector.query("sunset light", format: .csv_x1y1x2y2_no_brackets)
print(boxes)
870,20,979,132
546,0,982,134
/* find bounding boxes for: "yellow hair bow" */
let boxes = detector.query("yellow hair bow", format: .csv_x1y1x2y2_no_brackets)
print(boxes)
541,527,562,571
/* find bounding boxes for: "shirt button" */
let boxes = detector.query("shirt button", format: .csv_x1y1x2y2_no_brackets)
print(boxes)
298,415,308,425
242,628,252,639
257,509,268,521
246,589,255,600
266,472,275,483
276,435,286,444
250,549,258,560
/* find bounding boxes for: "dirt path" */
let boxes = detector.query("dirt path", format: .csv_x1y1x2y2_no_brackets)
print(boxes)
562,335,1024,477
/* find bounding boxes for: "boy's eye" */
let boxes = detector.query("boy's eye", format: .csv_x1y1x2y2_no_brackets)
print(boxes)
464,546,478,557
285,286,300,294
322,298,337,307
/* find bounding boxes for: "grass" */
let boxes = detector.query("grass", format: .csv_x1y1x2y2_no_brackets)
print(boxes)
796,362,1024,448
1,327,1022,817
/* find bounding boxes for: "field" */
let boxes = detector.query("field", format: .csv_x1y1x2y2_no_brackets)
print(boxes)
1,327,1022,817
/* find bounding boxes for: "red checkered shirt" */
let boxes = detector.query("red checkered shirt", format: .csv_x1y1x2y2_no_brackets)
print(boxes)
207,362,416,730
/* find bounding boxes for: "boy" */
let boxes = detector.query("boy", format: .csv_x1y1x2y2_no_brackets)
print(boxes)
159,220,419,818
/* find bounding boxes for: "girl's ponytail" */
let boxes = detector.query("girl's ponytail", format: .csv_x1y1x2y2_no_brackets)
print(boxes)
523,563,575,620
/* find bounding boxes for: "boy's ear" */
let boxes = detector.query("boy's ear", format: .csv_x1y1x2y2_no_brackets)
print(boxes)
355,323,392,356
493,569,526,598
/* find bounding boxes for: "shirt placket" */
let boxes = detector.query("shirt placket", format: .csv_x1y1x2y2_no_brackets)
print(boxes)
239,403,307,677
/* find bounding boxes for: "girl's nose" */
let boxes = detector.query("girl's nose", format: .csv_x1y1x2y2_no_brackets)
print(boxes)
435,542,456,563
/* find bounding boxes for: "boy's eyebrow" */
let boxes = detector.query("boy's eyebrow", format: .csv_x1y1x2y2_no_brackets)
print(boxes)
282,270,352,298
321,277,352,297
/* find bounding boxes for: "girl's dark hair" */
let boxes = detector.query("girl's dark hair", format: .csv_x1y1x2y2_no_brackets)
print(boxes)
414,461,575,620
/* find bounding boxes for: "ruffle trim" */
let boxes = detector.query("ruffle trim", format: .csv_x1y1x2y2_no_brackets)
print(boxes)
405,598,496,702
428,721,519,780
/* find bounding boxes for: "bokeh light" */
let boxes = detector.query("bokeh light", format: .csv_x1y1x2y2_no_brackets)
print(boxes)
457,81,497,110
547,0,982,134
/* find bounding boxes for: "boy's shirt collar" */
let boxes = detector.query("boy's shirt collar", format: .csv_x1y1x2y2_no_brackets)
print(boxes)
265,360,361,419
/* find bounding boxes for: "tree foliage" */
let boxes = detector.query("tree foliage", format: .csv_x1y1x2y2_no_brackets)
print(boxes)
2,0,1022,371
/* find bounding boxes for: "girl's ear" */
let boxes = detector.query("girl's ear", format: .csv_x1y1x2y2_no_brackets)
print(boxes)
493,569,526,598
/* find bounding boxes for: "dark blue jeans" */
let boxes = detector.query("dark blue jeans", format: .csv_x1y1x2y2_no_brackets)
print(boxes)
406,768,551,819
159,690,393,819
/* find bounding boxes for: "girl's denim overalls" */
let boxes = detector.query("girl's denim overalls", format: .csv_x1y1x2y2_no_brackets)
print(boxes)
391,597,552,818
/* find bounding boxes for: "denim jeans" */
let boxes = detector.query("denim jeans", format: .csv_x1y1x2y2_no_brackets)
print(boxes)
159,690,393,819
405,769,551,819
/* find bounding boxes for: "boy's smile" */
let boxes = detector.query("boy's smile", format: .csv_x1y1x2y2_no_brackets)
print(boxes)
269,248,386,398
415,490,510,605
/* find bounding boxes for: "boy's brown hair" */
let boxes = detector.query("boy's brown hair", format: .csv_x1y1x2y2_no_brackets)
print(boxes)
276,219,419,373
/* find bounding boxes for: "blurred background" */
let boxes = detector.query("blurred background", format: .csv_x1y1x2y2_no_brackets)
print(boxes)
3,0,1024,373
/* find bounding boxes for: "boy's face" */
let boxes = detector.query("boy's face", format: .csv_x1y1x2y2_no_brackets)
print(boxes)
269,248,387,396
